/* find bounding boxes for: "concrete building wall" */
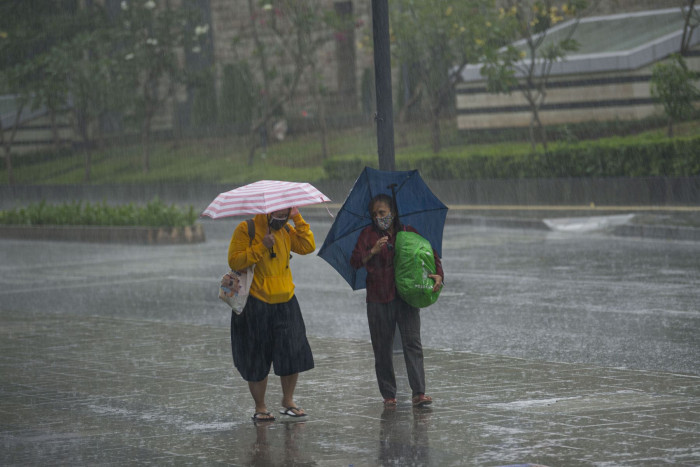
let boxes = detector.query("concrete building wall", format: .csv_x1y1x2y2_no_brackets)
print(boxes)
1,110,74,155
456,14,700,132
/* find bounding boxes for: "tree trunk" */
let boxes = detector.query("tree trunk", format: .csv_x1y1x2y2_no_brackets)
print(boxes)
248,125,260,167
680,0,696,56
430,108,441,154
531,104,548,153
79,120,92,182
84,148,92,182
1,103,24,186
73,106,91,182
528,119,537,152
319,98,328,159
536,117,548,153
247,0,269,167
3,150,13,185
142,120,151,174
141,101,155,174
310,68,329,160
50,109,59,151
397,88,422,148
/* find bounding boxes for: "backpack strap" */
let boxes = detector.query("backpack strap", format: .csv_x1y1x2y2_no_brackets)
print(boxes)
247,217,289,246
246,219,255,247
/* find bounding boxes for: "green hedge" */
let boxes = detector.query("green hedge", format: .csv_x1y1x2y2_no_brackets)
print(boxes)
323,136,700,180
0,198,198,228
456,115,671,145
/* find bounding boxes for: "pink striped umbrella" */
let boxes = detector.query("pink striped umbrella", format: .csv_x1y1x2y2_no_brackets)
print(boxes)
201,180,331,219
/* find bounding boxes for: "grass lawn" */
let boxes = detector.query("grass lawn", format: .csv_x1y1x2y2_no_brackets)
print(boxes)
1,118,698,185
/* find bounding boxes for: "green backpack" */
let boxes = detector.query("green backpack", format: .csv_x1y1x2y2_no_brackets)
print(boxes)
393,230,441,308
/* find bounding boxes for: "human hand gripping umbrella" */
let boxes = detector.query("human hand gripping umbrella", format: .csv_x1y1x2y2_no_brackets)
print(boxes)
318,167,448,290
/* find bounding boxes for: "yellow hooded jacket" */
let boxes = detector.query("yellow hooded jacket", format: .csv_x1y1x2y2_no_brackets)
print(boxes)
228,212,315,304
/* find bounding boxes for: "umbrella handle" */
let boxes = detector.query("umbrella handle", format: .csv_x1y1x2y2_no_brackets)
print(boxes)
387,183,400,227
265,221,277,258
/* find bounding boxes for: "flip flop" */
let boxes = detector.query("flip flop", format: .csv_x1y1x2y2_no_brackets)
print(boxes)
412,394,433,407
279,406,307,417
251,411,275,422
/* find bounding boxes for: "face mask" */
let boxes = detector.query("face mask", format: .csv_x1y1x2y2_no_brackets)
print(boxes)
269,215,288,231
374,213,393,231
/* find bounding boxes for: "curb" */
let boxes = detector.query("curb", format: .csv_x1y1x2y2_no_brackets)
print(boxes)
444,215,549,230
300,209,700,241
612,224,700,242
0,223,206,245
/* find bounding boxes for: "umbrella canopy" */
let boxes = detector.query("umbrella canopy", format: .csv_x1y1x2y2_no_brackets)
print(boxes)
201,180,331,219
318,167,448,290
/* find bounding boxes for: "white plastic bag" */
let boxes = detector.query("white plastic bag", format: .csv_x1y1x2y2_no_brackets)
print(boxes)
219,265,255,314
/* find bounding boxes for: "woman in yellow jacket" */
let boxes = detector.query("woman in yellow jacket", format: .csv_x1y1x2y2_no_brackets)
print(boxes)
228,207,316,423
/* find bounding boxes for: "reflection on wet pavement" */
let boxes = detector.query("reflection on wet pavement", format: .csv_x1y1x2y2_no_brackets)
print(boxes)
1,310,698,465
1,222,699,465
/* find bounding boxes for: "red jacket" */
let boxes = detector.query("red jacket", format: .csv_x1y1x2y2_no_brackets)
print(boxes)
350,224,444,304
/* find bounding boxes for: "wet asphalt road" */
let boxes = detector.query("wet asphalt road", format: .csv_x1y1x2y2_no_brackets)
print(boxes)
1,219,698,376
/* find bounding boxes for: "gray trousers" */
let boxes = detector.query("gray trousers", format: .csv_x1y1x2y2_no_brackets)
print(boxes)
367,298,426,399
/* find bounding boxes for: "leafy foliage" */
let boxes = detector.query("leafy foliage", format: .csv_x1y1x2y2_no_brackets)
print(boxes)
650,54,699,137
390,0,506,153
0,198,198,227
481,0,590,152
234,0,339,164
1,0,209,181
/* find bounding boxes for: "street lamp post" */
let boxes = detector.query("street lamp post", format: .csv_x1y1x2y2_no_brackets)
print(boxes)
372,0,402,353
371,0,395,171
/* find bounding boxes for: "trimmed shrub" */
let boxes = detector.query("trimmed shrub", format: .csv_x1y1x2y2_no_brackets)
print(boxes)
0,198,198,228
323,136,700,180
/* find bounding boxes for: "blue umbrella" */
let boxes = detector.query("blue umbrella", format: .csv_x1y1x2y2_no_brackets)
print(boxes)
318,167,448,290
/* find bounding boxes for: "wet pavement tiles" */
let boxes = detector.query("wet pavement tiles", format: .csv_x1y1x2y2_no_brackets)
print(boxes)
1,310,698,466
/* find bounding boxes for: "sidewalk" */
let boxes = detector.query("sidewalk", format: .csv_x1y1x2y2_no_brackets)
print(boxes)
1,310,698,466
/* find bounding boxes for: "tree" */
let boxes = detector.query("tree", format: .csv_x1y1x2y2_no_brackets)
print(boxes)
219,61,258,132
239,0,336,165
1,0,206,180
118,0,207,173
390,0,505,154
0,0,83,184
680,0,700,56
482,0,591,152
650,54,699,137
0,65,28,185
52,27,129,181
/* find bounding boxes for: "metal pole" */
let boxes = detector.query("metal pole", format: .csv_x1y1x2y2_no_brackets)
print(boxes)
371,0,400,353
371,0,395,171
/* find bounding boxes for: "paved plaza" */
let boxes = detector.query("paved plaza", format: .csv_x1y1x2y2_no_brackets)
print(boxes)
1,211,699,466
2,310,698,466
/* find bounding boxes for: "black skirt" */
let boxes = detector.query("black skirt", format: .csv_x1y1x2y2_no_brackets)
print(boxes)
231,295,314,382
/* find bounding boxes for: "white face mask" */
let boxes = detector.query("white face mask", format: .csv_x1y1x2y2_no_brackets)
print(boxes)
375,213,393,231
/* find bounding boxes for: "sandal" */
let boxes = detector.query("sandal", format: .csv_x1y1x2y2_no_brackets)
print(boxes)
412,394,432,407
251,411,276,422
383,398,397,407
279,406,307,417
